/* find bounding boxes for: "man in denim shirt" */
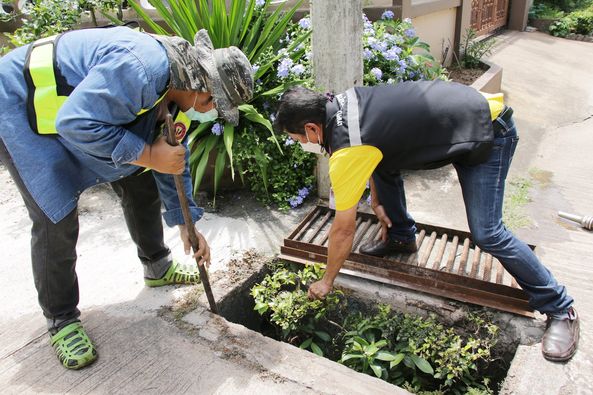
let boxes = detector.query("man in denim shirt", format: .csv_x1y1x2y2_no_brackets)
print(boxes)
274,83,579,363
0,27,253,369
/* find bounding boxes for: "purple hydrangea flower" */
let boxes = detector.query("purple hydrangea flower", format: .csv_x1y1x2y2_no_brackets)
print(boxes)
211,123,223,136
298,187,309,198
298,17,311,29
291,64,305,76
404,28,416,38
381,10,394,20
398,59,407,72
370,67,383,80
363,14,373,30
363,48,373,60
370,40,387,52
383,48,400,61
289,195,304,208
277,58,293,79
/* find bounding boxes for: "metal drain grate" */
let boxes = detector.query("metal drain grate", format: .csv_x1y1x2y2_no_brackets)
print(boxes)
280,205,534,317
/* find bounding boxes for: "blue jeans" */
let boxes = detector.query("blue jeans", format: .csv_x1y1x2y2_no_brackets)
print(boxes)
374,114,573,314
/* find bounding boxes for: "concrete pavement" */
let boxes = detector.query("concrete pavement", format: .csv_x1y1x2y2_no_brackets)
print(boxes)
0,30,592,394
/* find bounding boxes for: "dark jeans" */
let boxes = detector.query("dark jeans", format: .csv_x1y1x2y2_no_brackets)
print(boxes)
0,139,170,331
373,114,573,314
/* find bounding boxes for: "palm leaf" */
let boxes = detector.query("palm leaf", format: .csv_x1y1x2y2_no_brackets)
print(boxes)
192,134,219,195
212,146,227,207
128,1,169,35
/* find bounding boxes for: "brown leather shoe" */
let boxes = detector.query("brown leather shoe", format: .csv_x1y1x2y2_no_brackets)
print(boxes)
542,307,579,362
359,238,417,257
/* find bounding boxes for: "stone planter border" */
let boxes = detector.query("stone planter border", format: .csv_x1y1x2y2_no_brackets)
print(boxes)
471,60,503,94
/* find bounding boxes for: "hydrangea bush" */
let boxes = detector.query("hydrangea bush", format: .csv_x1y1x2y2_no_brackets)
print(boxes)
362,13,446,86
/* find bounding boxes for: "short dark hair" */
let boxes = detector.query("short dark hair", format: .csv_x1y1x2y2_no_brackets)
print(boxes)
273,86,327,135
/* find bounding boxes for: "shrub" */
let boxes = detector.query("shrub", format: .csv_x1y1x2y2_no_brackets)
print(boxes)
549,16,575,36
544,0,593,13
571,9,593,34
549,8,593,36
529,3,565,19
250,264,501,394
250,262,344,356
457,28,496,69
4,0,121,48
341,305,498,393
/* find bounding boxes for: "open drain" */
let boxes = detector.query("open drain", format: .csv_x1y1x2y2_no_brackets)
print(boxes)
280,205,534,317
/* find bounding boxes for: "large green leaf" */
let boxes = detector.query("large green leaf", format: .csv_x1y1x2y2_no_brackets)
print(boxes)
128,1,169,35
310,342,323,357
370,363,383,378
389,353,405,368
340,353,364,362
212,146,227,207
410,354,434,375
192,134,219,195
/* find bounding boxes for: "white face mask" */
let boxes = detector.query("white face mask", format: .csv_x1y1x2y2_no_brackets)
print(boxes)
184,94,218,123
185,107,219,123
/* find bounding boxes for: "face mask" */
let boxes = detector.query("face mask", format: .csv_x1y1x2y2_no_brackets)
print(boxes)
185,107,219,123
184,93,219,123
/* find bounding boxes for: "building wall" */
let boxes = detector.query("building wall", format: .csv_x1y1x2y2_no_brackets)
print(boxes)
412,7,458,66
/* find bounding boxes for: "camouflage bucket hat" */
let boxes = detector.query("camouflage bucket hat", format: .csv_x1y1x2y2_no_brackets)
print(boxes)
152,29,254,126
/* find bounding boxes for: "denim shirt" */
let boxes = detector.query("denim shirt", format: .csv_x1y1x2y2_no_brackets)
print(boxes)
0,27,203,225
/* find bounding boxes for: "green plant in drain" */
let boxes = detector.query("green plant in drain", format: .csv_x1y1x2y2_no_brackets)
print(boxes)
251,265,499,393
250,263,343,356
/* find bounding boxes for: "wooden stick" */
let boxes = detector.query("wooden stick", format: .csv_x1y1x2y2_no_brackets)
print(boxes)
165,114,218,314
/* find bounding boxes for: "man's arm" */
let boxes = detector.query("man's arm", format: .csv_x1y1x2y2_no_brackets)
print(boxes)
369,176,392,241
308,205,357,299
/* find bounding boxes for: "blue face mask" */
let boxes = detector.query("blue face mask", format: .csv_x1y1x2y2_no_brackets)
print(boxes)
185,107,219,123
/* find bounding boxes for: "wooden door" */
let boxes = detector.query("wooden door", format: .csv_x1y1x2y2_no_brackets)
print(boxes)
471,0,509,36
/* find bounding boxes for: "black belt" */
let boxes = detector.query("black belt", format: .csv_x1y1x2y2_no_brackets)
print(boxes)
492,106,513,137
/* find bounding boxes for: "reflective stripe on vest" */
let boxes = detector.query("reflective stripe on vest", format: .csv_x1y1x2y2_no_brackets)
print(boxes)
24,34,167,135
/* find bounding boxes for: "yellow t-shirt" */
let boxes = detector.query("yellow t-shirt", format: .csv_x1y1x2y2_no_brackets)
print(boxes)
329,92,505,211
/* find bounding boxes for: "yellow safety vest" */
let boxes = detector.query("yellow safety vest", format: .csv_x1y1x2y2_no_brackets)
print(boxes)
23,34,190,140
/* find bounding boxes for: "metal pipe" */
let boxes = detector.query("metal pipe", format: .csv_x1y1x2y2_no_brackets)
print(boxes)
558,211,593,230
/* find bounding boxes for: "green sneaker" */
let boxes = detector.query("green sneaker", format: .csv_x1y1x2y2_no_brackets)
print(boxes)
50,322,97,370
144,260,201,287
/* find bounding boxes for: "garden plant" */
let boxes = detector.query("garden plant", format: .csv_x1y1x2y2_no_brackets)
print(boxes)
529,0,593,37
251,262,500,394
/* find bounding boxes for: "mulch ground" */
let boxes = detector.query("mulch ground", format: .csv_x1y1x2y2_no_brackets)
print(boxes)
447,67,486,86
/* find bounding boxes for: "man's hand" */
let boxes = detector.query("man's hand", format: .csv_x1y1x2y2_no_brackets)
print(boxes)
308,279,333,300
179,224,211,268
372,204,393,241
132,136,186,174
